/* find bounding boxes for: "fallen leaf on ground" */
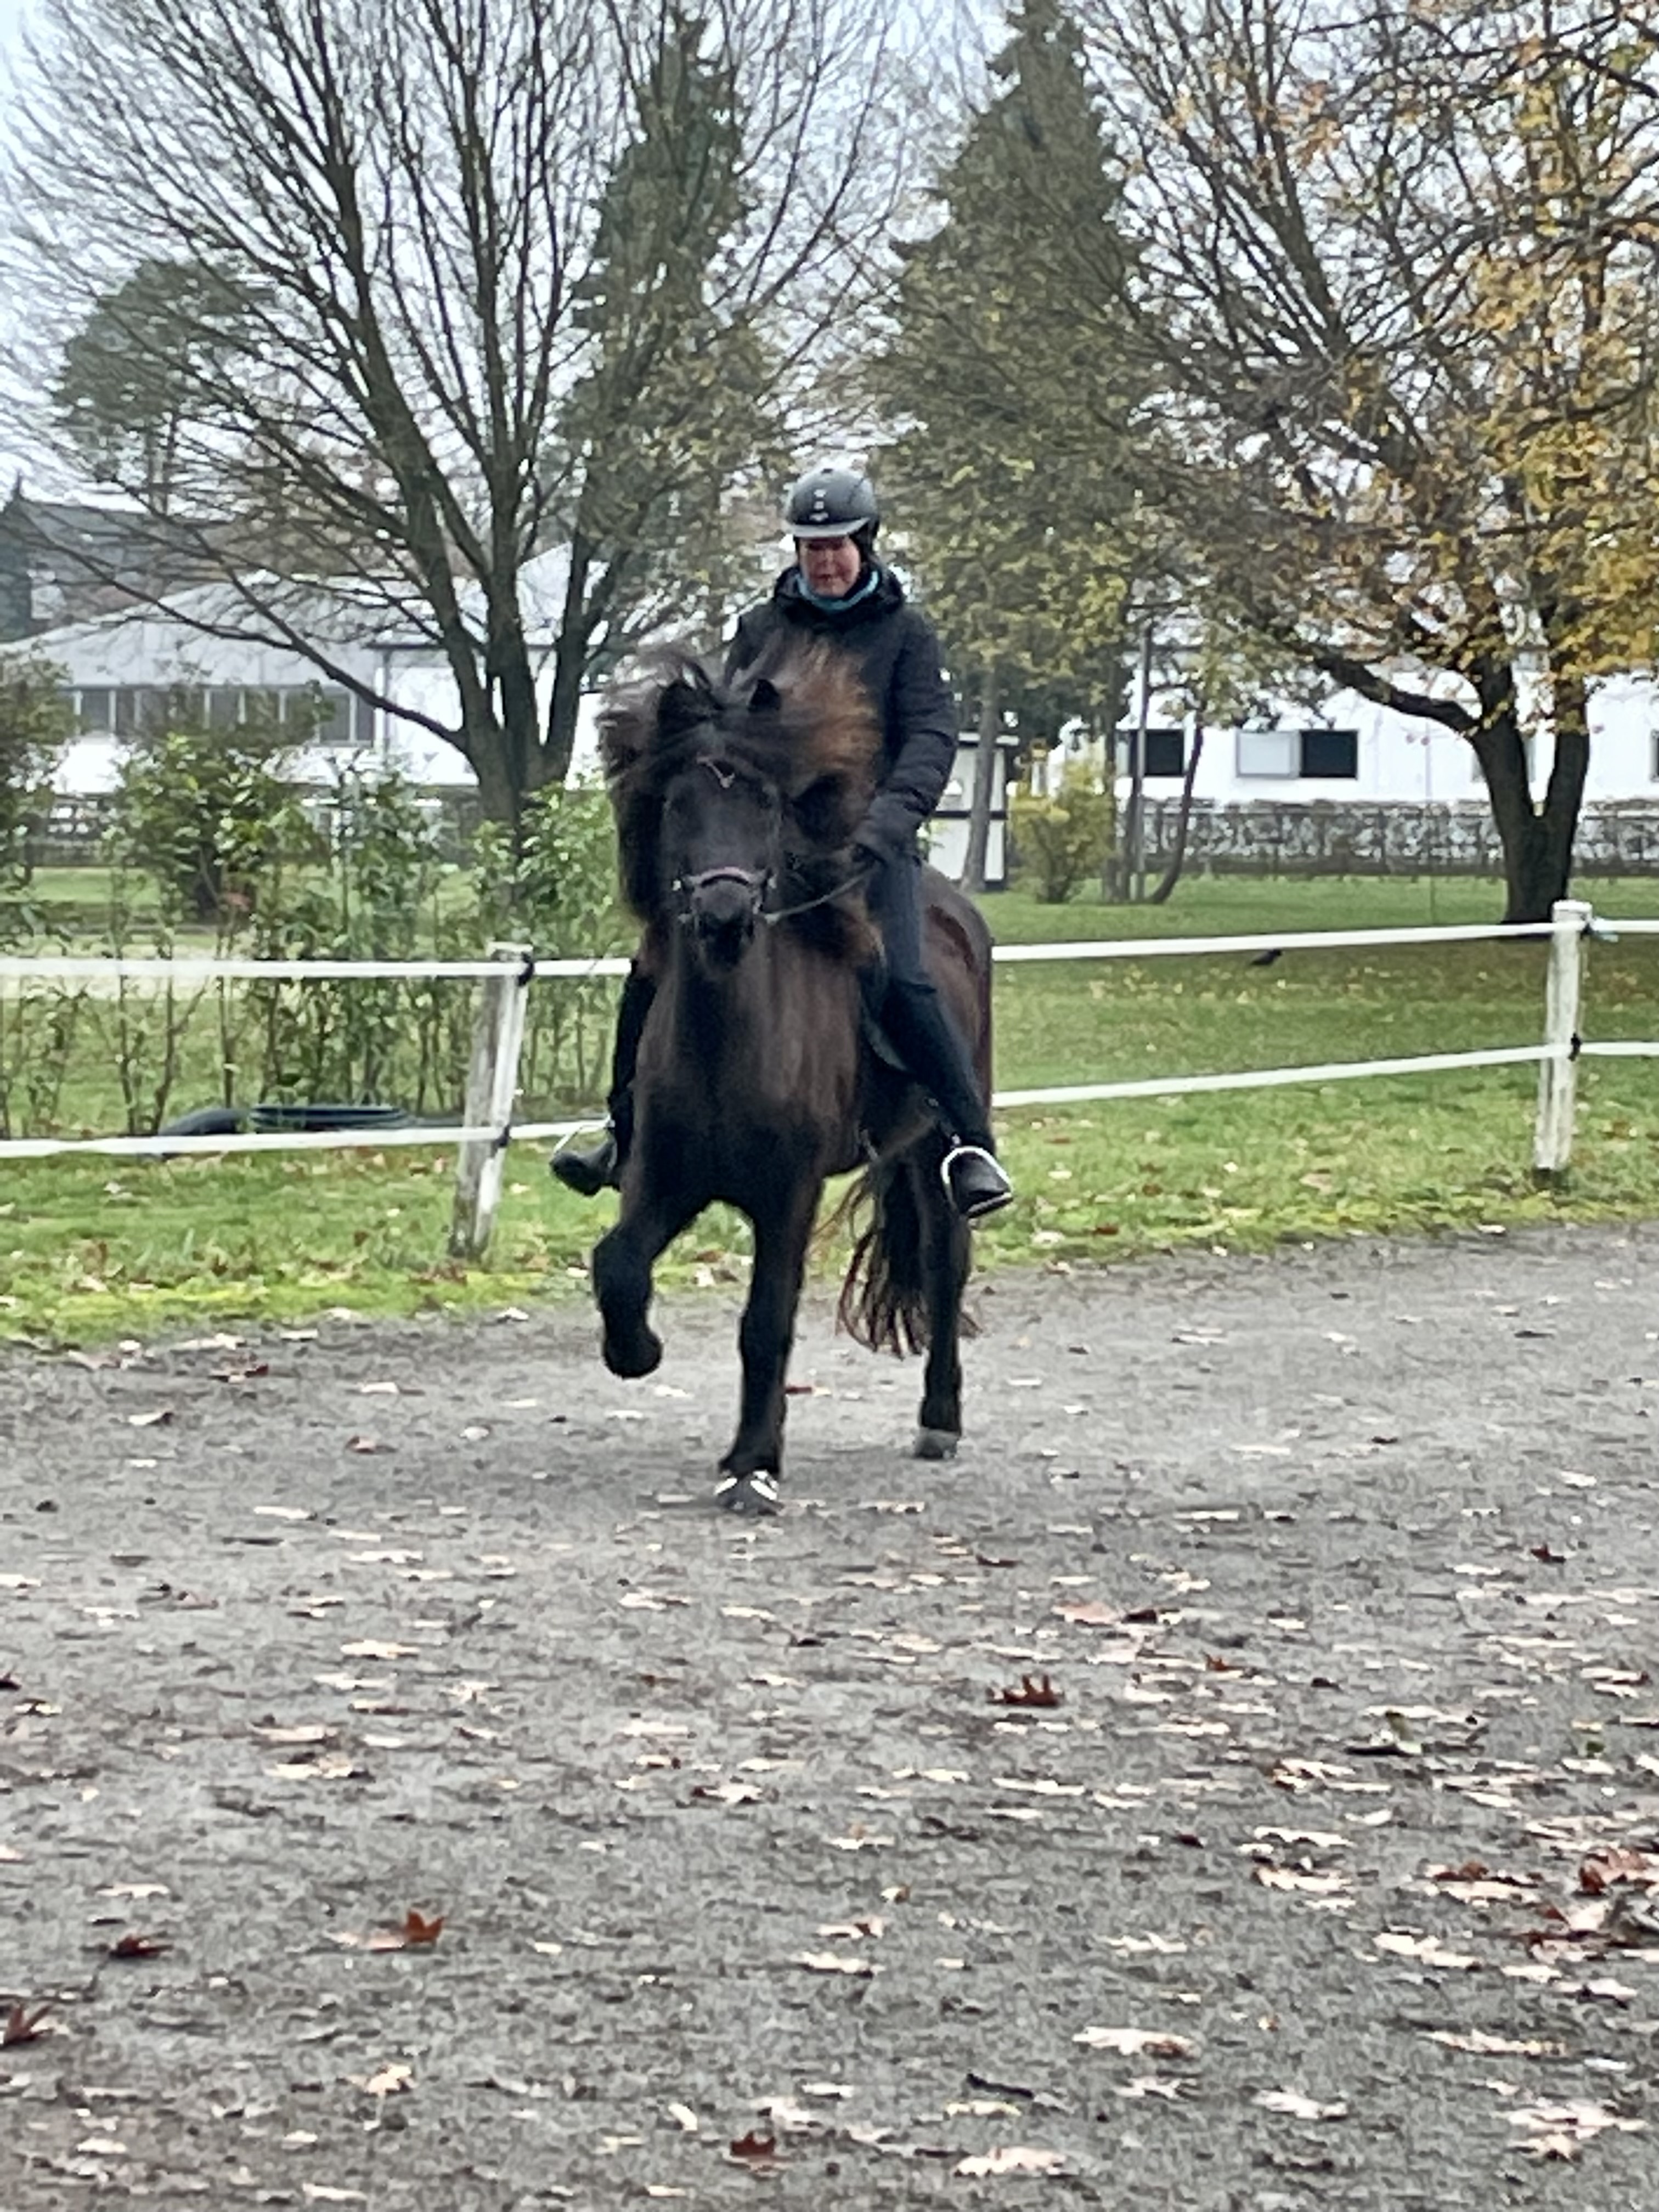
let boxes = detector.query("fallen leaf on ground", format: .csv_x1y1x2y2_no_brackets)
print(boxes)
127,1408,173,1428
1073,2027,1194,2057
991,1674,1063,1708
1426,2029,1560,2056
691,1781,762,1805
1374,1932,1479,1970
665,2102,699,2132
268,1754,359,1780
2,2003,52,2045
728,2131,778,2162
797,1951,878,1977
1255,1867,1351,1896
108,1932,170,1959
955,2147,1067,2175
333,1908,443,1951
349,2062,413,2097
1508,2099,1645,2159
1581,1849,1659,1895
1255,2089,1347,2120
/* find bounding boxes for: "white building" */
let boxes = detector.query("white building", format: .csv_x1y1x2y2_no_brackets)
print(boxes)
1099,672,1659,808
7,572,1022,881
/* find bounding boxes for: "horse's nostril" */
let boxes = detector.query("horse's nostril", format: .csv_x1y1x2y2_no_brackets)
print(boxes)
692,882,758,937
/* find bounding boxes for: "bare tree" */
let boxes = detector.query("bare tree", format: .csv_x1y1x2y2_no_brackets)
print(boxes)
4,0,914,831
1081,0,1659,919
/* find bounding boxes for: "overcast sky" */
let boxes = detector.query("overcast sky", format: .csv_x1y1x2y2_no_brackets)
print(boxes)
0,0,32,76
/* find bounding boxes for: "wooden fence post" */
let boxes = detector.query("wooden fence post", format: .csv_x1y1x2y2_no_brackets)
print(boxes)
1532,899,1590,1181
449,941,533,1260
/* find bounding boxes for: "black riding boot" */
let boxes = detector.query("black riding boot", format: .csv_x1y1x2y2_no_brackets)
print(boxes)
550,966,657,1195
878,980,1014,1222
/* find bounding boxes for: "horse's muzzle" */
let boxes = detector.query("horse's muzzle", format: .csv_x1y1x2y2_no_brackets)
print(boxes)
679,865,769,951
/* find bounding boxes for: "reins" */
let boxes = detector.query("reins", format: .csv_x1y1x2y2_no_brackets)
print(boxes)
761,858,875,926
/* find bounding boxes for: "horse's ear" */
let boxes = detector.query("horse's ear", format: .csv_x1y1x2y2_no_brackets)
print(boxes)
657,669,714,736
749,676,782,715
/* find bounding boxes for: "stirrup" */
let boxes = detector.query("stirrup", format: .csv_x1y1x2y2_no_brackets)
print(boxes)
550,1122,620,1197
941,1141,1013,1222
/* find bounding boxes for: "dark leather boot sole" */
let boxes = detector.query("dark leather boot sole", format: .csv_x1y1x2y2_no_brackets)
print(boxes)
550,1137,620,1197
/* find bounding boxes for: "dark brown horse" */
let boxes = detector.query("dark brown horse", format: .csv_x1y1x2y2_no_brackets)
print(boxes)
588,646,995,1513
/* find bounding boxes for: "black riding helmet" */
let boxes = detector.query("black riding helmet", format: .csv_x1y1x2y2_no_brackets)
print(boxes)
784,465,879,549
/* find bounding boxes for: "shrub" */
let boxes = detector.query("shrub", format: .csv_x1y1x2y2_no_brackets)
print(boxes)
468,784,632,1108
105,696,319,924
0,659,71,921
1009,764,1113,902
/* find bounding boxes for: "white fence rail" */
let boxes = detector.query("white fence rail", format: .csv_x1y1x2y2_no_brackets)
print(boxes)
0,899,1633,1251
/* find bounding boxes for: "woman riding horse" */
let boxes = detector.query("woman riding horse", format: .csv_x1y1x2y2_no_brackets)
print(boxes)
575,644,993,1511
552,464,1014,1223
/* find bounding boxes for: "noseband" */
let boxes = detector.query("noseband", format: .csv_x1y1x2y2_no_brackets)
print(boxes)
672,754,774,924
673,860,774,923
670,753,869,928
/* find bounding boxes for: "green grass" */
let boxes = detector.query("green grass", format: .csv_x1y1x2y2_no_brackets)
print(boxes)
5,867,1659,1345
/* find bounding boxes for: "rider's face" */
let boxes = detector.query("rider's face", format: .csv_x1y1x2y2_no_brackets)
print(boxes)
797,534,862,598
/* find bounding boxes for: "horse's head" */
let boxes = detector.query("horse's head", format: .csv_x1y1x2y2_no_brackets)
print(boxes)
664,741,785,966
600,648,879,972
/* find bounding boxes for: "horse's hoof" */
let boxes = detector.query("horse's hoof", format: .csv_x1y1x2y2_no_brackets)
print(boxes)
602,1324,662,1380
913,1426,959,1461
715,1469,781,1516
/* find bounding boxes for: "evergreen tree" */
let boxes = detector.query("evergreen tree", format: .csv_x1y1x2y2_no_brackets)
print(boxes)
54,261,252,515
871,0,1150,884
548,10,784,755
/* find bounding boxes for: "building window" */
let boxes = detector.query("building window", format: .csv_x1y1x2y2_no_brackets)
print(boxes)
1300,727,1358,778
1237,727,1358,779
1237,728,1298,777
74,686,112,733
313,690,352,747
1115,725,1188,777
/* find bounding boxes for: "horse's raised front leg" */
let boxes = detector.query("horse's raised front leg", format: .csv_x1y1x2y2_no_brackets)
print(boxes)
592,1181,700,1381
913,1140,970,1460
716,1184,820,1516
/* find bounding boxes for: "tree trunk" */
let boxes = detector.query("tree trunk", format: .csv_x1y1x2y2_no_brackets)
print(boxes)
1148,721,1205,904
1465,657,1589,922
961,665,998,894
1109,619,1154,903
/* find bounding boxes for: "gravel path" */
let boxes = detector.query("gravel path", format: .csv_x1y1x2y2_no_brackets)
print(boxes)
3,1223,1659,2210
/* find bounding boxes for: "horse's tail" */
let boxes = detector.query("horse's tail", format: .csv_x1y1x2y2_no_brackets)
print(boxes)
836,1155,932,1355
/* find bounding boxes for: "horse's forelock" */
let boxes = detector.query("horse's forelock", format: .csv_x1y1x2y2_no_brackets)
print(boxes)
598,651,718,789
601,645,880,920
743,646,878,798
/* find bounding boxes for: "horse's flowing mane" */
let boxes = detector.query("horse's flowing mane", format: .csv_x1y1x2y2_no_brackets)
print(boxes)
600,645,881,929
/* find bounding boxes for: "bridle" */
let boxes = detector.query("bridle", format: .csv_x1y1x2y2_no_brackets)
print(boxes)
672,753,872,929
